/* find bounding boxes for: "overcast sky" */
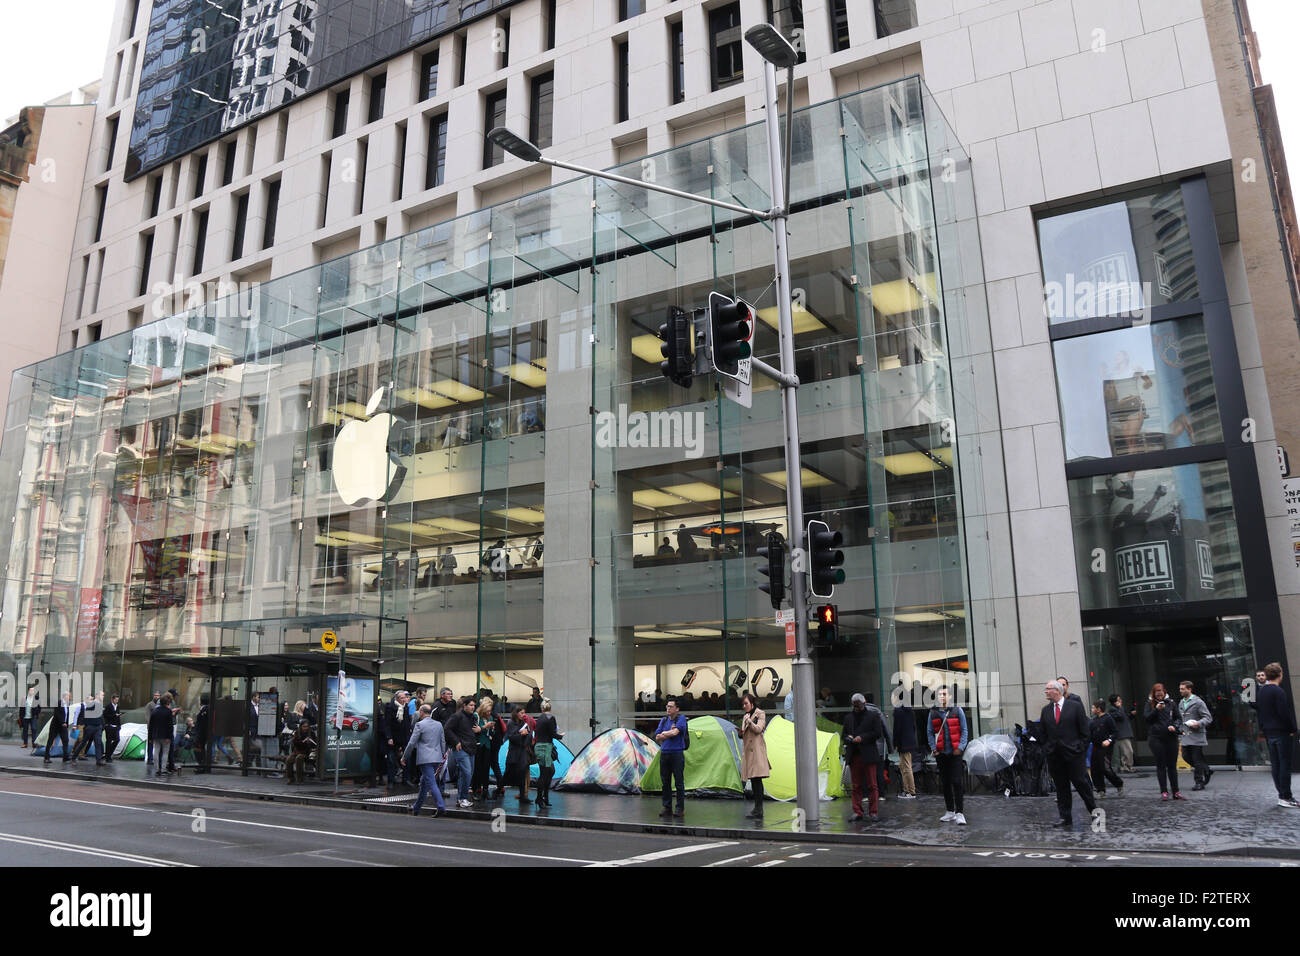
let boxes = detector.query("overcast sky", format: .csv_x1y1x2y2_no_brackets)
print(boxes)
1,1,1298,180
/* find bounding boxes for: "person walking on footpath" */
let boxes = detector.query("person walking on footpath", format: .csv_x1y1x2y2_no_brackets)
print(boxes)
1040,681,1098,826
402,703,447,817
1145,683,1184,801
928,685,968,824
534,699,564,808
504,704,535,804
1088,700,1124,797
843,693,883,822
103,693,122,763
1258,662,1298,808
739,692,770,821
654,698,689,819
19,683,39,749
892,694,918,799
1107,694,1134,773
45,692,71,765
144,690,161,768
379,690,412,791
1177,680,1214,790
148,692,176,776
445,695,480,808
80,692,106,768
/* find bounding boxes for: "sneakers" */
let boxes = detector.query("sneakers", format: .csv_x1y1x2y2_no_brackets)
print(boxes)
899,793,917,800
869,813,879,822
1278,798,1299,809
1172,792,1187,801
1160,792,1170,801
458,799,473,808
1096,791,1106,799
954,813,967,825
940,811,956,822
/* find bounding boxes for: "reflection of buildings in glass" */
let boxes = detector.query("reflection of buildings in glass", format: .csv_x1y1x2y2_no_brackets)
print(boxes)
1100,329,1211,457
223,0,318,131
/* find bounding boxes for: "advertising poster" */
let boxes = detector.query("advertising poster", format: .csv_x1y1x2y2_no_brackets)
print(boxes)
324,675,375,775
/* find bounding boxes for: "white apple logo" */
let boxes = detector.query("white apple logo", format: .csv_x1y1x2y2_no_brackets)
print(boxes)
333,387,407,506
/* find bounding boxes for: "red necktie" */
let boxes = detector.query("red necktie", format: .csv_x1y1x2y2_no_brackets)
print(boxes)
1054,702,1061,723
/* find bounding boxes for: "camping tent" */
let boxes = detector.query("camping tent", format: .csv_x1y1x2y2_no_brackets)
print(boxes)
555,728,659,794
762,715,844,801
31,720,148,760
495,737,576,781
641,715,744,797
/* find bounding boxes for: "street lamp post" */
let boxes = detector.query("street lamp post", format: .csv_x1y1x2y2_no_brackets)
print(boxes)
486,22,821,827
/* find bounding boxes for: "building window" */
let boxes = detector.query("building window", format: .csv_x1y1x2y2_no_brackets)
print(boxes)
93,186,107,243
148,175,162,218
710,3,744,91
221,140,237,186
457,33,468,87
483,91,507,168
420,51,439,101
1038,187,1198,324
530,72,554,149
874,0,917,38
368,72,387,124
1053,317,1223,463
332,90,350,138
88,322,102,344
193,209,209,274
544,0,556,50
830,0,850,51
263,180,280,249
497,17,510,70
619,0,644,20
615,42,629,123
104,116,119,171
192,154,208,200
231,192,249,261
766,0,806,64
138,232,153,297
670,21,684,104
427,114,448,188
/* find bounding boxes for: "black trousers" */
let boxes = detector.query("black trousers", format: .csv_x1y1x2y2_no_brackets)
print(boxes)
1182,744,1210,785
1148,735,1180,793
660,751,686,810
936,753,964,812
749,776,765,808
104,726,120,761
46,726,69,761
1089,746,1123,792
1047,749,1096,819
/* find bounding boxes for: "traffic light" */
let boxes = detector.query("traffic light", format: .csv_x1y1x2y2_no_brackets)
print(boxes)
658,305,694,388
816,604,838,643
757,531,785,609
807,519,845,599
707,292,753,379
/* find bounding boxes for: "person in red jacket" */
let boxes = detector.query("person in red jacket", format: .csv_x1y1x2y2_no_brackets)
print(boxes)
927,686,969,825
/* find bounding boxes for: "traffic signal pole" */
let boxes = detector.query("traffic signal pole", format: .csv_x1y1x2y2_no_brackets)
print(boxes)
758,58,820,829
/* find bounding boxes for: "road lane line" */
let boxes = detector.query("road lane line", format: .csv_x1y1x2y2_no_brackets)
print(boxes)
0,788,160,814
0,832,188,867
755,859,786,867
159,812,597,864
587,841,739,867
789,852,811,859
704,852,759,867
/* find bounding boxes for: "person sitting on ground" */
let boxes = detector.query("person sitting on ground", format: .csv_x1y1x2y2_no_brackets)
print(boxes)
286,720,317,785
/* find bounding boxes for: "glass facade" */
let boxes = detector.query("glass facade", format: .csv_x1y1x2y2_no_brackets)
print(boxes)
0,79,1014,744
127,0,526,180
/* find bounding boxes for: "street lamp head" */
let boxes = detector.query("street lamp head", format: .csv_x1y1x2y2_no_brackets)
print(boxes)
487,127,542,163
744,24,799,69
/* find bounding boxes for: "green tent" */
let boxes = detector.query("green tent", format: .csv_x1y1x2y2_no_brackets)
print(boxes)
762,715,844,801
641,715,744,796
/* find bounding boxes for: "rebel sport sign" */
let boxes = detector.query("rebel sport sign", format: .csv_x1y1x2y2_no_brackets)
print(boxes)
1115,541,1175,596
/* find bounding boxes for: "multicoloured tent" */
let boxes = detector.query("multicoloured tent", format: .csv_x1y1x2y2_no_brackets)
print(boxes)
555,728,659,794
495,736,576,781
762,715,844,801
641,715,744,797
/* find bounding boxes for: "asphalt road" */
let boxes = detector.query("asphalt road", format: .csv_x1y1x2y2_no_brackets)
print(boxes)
0,771,1289,869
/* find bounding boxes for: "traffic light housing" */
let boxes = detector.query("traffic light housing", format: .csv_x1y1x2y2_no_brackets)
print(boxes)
707,292,753,380
816,604,838,643
757,531,785,609
807,519,845,599
658,305,694,388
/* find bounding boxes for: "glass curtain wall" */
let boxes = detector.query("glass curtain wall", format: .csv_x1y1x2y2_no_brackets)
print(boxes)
0,77,1011,749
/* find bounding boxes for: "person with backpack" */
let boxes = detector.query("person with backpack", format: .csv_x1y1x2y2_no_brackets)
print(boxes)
739,692,770,821
843,693,883,822
928,685,969,825
655,698,689,819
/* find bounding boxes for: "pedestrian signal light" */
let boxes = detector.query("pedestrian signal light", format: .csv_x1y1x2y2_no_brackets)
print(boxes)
816,604,838,643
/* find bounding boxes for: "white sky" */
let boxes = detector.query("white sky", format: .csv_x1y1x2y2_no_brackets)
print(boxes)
0,1,1298,179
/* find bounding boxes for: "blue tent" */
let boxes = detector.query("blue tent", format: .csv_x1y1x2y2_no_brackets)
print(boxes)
496,737,576,781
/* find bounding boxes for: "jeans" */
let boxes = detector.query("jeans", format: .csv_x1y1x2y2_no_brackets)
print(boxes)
153,738,172,773
1266,735,1294,800
385,746,402,786
936,752,964,813
849,756,879,816
660,751,686,811
1149,735,1180,794
454,749,474,802
413,762,446,814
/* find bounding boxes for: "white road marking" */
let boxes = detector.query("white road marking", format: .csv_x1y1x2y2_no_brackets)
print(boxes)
0,831,188,867
588,841,739,867
789,852,811,859
160,811,597,864
705,852,759,867
755,859,786,867
0,788,159,814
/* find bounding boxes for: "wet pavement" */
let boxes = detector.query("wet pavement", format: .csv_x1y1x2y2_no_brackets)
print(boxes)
2,741,1296,858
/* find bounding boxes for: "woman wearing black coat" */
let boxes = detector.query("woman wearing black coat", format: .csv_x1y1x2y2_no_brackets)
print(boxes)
533,700,563,808
1145,682,1184,801
504,705,533,803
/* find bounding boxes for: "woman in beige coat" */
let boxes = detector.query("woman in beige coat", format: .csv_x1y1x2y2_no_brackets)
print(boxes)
740,692,771,820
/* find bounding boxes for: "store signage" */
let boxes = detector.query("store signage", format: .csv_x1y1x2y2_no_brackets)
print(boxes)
1195,540,1215,590
288,663,311,677
1115,541,1174,596
320,630,338,653
333,388,406,506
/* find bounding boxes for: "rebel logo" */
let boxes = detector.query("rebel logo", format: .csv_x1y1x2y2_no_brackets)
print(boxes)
332,387,407,507
1115,541,1174,596
1196,539,1215,590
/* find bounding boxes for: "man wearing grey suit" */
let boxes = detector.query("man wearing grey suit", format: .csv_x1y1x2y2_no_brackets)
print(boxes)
402,704,447,817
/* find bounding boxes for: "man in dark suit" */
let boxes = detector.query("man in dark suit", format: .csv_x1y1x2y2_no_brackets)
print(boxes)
103,694,121,763
44,692,71,765
378,690,412,788
1057,676,1083,704
1039,681,1097,826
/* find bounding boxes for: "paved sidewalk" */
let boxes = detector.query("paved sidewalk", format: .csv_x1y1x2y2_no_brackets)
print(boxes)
2,741,1296,857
